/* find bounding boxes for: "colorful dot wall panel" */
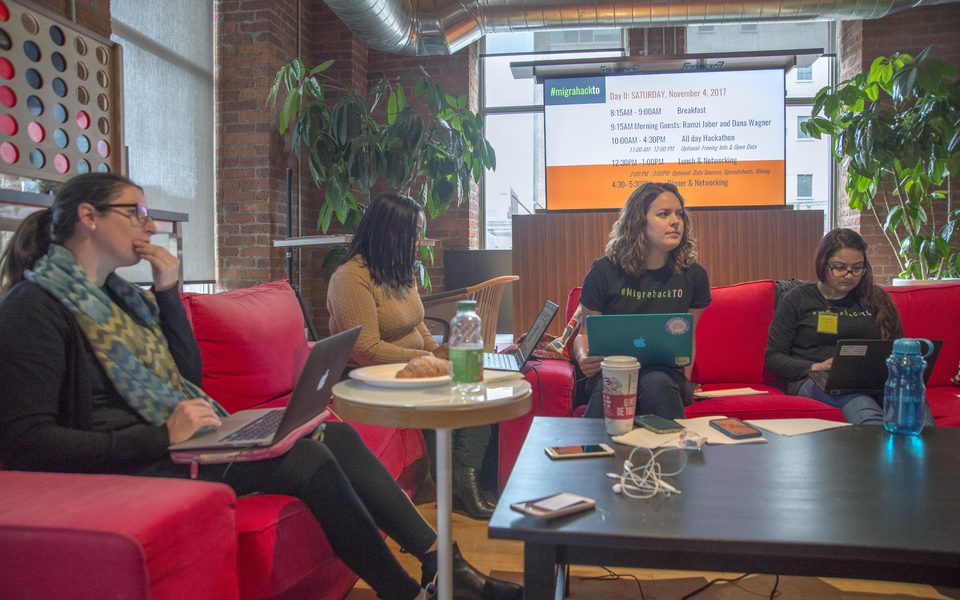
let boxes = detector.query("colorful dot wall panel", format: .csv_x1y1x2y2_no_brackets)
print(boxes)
0,0,124,182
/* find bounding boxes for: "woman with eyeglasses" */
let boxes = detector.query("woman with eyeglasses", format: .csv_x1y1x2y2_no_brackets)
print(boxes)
0,173,521,600
764,228,934,425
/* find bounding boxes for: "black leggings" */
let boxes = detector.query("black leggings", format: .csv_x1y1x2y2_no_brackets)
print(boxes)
194,423,436,600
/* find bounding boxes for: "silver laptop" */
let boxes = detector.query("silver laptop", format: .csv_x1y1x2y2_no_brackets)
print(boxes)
483,300,559,371
169,326,360,451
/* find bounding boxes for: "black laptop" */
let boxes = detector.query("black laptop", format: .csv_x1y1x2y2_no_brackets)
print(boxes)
808,338,942,395
169,326,360,451
483,300,559,371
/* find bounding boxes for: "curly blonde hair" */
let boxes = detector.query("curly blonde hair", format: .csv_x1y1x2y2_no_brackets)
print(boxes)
605,182,697,277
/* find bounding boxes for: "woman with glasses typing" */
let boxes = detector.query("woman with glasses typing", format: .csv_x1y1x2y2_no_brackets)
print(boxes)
764,228,934,425
0,173,521,600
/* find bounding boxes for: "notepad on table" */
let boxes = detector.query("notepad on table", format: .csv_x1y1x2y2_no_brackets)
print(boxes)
694,387,769,399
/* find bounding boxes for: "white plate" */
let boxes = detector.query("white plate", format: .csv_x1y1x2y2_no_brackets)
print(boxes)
349,363,451,388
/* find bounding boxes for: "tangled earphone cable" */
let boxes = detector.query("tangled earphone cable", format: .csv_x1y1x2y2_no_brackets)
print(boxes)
609,445,687,498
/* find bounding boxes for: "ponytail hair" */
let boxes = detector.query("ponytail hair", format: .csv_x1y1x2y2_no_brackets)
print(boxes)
1,209,53,291
0,173,140,291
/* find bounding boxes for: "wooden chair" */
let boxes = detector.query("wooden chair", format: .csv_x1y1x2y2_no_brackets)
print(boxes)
421,275,519,351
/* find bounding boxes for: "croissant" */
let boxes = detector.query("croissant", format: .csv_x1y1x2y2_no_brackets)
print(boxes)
396,355,450,378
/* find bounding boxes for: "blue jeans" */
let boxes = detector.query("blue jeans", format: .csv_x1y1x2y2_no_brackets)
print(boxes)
796,378,935,427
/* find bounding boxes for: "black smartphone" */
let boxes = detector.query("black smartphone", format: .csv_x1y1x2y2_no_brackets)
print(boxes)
634,413,683,434
544,443,615,459
708,417,763,439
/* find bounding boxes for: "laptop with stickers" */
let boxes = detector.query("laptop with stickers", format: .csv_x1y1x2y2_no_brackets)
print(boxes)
585,313,693,368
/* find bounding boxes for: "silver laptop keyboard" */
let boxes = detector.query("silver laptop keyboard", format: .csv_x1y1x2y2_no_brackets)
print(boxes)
484,352,515,370
220,409,284,442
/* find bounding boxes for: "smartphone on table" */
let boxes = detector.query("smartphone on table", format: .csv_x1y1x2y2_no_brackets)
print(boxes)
634,413,683,434
544,443,615,459
708,417,763,439
510,492,596,520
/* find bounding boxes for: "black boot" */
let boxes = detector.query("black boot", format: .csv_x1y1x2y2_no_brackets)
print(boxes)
420,542,523,600
453,464,495,520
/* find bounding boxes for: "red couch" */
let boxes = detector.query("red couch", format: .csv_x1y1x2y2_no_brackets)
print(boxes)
0,280,429,600
495,280,960,487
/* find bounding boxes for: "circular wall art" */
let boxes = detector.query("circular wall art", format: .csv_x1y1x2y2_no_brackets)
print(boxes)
0,1,123,181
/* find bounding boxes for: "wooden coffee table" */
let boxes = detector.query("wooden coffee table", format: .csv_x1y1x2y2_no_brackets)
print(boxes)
489,417,960,599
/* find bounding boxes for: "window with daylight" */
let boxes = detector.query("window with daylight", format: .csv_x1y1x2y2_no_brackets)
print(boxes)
796,66,813,81
110,0,215,284
797,174,813,198
797,116,813,139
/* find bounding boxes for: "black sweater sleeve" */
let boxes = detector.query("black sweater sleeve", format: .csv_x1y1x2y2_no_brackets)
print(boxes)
0,283,195,473
764,289,815,382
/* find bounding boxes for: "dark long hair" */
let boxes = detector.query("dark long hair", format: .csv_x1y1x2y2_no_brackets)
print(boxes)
342,193,423,289
815,228,899,339
0,173,141,291
605,181,697,277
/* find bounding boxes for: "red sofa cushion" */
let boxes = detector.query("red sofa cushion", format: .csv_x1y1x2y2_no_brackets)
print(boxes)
885,282,960,387
566,287,583,322
686,387,845,421
182,281,310,413
235,495,355,600
0,472,239,600
692,280,776,384
498,359,576,490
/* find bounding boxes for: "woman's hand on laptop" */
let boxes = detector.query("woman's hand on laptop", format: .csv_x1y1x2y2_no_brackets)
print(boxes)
166,398,223,445
810,358,833,372
431,344,449,360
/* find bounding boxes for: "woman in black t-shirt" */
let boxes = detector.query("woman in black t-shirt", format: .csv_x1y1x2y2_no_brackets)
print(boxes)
573,182,711,420
764,228,933,425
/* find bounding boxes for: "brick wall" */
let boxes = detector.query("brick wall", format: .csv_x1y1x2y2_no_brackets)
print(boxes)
216,1,480,335
837,5,959,283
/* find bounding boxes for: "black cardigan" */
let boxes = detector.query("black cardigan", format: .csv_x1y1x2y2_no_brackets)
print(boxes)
0,280,202,473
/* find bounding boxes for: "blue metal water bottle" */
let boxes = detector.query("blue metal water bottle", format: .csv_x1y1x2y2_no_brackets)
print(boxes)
883,338,930,435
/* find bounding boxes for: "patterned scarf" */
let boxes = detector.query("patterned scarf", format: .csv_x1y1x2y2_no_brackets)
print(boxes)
25,245,227,425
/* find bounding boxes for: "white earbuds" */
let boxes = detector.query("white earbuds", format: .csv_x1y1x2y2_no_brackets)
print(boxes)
609,446,686,499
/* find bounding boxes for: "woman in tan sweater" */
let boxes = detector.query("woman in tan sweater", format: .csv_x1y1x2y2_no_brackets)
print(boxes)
328,193,498,520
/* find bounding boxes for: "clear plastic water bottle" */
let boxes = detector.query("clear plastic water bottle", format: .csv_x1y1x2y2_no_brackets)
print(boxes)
883,338,929,436
449,300,484,396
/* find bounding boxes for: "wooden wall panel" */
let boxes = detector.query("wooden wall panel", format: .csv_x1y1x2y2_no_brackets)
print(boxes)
512,209,823,338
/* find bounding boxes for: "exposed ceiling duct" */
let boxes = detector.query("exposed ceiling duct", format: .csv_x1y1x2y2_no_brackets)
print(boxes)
322,0,960,55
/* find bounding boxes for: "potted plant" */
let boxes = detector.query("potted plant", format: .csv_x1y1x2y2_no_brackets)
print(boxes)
267,58,496,282
803,46,959,281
